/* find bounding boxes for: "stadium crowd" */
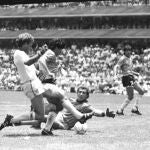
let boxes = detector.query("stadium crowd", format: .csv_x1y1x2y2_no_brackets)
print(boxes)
0,16,150,31
0,0,148,9
0,43,150,95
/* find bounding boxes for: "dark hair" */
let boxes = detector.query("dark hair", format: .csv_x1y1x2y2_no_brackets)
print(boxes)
16,33,34,48
77,86,89,99
49,39,65,50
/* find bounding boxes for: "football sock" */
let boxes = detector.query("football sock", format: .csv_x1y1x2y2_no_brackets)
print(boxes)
120,99,130,111
44,112,57,131
133,95,142,109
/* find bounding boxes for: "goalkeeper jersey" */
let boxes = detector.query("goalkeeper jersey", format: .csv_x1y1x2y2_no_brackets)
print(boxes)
62,98,92,129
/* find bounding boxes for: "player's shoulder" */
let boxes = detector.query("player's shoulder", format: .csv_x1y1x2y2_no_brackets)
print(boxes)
44,49,55,57
14,49,24,55
42,49,56,62
14,49,25,58
14,49,20,55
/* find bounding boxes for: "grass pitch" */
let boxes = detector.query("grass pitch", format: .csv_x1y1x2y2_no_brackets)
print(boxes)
0,91,150,150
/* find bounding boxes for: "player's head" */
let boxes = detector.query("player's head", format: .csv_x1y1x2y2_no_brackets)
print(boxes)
124,45,132,58
49,39,65,56
77,86,89,102
16,33,34,52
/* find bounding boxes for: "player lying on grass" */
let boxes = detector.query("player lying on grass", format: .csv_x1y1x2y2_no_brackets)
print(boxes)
32,86,115,130
114,46,145,116
0,33,93,135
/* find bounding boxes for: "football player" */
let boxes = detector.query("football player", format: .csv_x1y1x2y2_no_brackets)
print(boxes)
32,86,115,130
114,46,144,115
0,33,93,135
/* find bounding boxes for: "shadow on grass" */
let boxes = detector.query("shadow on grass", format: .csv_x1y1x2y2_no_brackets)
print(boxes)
3,133,60,137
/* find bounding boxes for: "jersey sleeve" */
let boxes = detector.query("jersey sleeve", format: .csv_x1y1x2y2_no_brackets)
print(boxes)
14,51,25,66
81,103,93,113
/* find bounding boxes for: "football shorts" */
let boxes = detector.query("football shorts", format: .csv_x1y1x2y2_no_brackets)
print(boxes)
21,79,45,100
122,74,135,87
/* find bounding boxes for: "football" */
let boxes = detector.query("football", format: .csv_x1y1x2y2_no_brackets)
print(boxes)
74,121,87,135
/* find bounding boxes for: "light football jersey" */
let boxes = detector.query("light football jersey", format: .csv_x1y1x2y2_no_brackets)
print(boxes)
14,50,38,83
118,55,133,76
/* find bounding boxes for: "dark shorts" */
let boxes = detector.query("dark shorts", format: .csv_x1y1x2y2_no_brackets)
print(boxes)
122,75,135,87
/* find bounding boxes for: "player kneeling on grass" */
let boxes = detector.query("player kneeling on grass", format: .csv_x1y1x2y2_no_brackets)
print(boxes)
32,86,115,130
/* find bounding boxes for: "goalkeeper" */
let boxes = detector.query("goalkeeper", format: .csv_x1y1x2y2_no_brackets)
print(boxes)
32,86,115,130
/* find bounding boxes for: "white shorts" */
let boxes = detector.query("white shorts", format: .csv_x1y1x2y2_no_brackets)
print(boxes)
43,83,65,96
22,79,45,100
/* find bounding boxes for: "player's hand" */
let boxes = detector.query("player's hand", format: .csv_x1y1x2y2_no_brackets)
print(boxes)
106,108,115,118
37,44,48,56
37,70,46,81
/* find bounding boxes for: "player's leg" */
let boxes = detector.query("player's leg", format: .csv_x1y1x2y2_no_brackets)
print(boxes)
41,111,57,135
31,103,57,129
33,103,66,130
12,95,46,123
43,85,93,131
52,121,65,130
11,80,46,124
116,86,134,115
43,85,93,121
62,99,93,122
0,95,46,130
52,112,68,130
132,82,144,115
25,80,57,135
30,94,46,121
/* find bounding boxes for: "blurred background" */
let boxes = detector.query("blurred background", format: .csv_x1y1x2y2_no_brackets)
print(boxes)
0,0,150,95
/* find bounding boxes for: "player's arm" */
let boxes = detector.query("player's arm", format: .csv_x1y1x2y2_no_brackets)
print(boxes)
88,106,115,118
24,46,47,66
131,70,140,76
113,64,120,79
114,57,124,78
24,54,41,66
88,106,105,117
